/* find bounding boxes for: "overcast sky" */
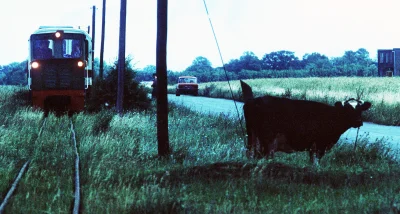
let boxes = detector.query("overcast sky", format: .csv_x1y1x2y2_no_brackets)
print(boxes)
1,0,399,71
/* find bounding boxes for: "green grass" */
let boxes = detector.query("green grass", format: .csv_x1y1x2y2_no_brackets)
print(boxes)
0,85,400,213
10,115,76,213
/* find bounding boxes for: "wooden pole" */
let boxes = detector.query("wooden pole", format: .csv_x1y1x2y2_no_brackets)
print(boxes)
91,5,96,78
116,0,127,115
156,0,170,157
99,0,106,79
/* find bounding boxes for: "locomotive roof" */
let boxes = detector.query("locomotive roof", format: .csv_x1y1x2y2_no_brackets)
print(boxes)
32,26,91,39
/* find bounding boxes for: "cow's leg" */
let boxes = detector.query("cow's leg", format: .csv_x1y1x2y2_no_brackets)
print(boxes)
258,136,275,159
313,155,319,167
309,142,317,164
246,127,260,159
245,129,254,158
267,133,286,158
309,151,315,163
267,137,278,158
309,143,324,166
309,151,320,166
254,131,262,158
253,124,271,159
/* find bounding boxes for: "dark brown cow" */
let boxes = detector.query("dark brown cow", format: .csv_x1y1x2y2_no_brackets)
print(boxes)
240,80,371,164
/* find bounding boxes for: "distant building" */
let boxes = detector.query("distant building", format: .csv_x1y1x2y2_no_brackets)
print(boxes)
377,49,400,76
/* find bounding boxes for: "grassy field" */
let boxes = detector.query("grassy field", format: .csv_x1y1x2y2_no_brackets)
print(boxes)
168,77,400,126
1,84,400,213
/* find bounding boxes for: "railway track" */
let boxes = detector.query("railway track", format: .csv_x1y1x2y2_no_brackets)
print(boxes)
0,116,82,214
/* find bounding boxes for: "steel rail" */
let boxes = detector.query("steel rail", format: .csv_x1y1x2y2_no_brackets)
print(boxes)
0,118,47,213
0,161,30,214
70,120,81,214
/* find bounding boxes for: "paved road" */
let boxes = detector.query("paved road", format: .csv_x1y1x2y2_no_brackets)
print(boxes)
169,94,244,118
168,94,400,153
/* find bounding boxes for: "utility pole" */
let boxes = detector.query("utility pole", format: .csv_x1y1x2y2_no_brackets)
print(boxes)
91,5,96,78
116,0,127,115
99,0,106,79
156,0,170,157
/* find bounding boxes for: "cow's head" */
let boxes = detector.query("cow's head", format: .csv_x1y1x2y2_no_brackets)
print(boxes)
334,98,371,128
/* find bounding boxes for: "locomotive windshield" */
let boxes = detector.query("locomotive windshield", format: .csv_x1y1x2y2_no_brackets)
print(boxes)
31,34,85,60
33,39,53,59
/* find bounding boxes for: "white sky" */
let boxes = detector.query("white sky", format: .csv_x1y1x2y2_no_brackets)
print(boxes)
0,0,399,71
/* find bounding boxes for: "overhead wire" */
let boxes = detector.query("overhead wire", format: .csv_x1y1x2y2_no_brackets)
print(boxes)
202,0,246,140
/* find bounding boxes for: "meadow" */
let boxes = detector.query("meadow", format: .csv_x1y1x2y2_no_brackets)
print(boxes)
169,77,400,126
1,81,400,213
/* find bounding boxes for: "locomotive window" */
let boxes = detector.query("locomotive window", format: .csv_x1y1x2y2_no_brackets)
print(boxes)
390,52,393,63
33,40,53,59
63,39,82,58
31,34,84,60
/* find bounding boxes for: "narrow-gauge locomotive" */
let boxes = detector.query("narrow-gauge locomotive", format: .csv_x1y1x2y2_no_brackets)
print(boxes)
28,26,93,113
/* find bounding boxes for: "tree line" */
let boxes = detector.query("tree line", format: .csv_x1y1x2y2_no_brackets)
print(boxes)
0,61,27,85
0,48,378,86
136,48,378,84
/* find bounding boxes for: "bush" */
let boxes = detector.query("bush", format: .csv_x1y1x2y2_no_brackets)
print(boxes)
201,83,216,96
86,56,151,112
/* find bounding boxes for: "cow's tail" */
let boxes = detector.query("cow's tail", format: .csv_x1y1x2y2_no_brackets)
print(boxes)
240,80,254,102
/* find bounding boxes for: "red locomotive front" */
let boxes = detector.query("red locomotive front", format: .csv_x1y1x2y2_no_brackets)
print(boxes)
28,26,92,113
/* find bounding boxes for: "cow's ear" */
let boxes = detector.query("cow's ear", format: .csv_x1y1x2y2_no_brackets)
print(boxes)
240,80,254,102
334,101,343,108
359,102,372,111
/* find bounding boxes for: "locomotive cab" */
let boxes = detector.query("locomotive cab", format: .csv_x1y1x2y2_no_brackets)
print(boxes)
28,26,93,113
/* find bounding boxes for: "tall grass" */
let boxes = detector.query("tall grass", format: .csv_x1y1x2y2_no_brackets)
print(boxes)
74,105,399,213
8,114,76,213
1,86,76,212
1,85,399,213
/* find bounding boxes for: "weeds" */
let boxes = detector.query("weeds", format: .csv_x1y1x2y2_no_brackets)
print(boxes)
283,88,292,98
91,110,114,135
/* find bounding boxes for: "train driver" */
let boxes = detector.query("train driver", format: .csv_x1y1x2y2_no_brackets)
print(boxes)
71,44,81,58
35,40,53,59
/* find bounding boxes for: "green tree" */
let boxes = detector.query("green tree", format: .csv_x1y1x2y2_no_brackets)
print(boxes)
93,58,113,80
225,58,242,73
239,51,262,71
332,48,374,76
261,51,301,70
185,56,213,72
143,65,156,73
86,56,150,112
302,53,333,76
225,52,261,73
302,53,328,66
136,65,156,82
0,61,27,85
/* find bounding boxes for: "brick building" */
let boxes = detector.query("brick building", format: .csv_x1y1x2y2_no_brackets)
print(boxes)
377,48,400,76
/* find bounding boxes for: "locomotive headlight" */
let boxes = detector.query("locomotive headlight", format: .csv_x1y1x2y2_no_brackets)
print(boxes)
77,61,85,67
31,61,39,69
55,32,62,38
